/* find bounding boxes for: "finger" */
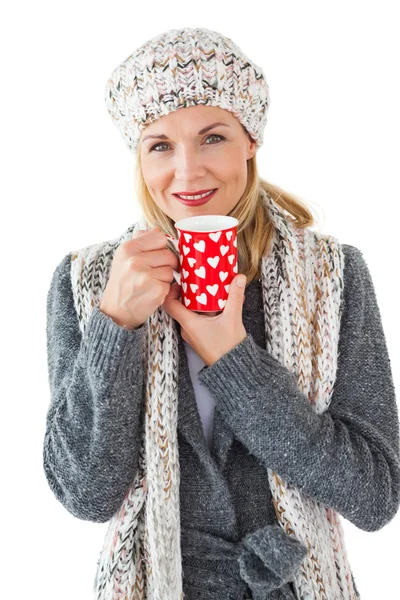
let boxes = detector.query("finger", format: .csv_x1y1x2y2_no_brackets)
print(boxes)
141,265,178,283
128,228,166,250
223,274,246,318
165,282,181,300
132,227,160,239
135,248,180,270
132,229,146,239
162,283,187,322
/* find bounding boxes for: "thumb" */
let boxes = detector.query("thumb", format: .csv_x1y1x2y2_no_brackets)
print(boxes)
224,274,246,316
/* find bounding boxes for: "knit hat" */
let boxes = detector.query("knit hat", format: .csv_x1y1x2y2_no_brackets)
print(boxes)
104,26,271,155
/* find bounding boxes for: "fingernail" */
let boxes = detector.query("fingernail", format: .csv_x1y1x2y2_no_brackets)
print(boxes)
237,275,246,288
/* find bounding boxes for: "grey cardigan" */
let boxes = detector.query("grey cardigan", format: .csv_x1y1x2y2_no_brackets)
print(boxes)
43,242,400,600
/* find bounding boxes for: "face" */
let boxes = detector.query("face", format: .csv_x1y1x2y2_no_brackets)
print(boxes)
139,104,257,223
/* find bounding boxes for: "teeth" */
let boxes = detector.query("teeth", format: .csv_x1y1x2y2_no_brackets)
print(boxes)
177,190,214,200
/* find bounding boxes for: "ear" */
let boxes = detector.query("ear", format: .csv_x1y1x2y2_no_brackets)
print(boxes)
247,136,257,160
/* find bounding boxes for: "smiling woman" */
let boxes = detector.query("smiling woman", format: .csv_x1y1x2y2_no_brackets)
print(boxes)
134,105,315,284
43,24,400,600
138,104,257,223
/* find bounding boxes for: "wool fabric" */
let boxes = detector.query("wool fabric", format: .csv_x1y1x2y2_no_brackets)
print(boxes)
68,188,361,599
104,26,270,155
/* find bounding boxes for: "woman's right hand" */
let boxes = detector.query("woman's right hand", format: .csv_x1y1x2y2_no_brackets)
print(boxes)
99,228,180,330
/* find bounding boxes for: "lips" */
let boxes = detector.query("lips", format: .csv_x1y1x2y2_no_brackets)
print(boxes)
175,189,215,196
174,189,217,206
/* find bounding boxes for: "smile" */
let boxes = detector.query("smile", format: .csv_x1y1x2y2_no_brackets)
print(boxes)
174,189,217,206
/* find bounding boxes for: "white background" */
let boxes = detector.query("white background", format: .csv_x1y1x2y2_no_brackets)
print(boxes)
1,0,399,598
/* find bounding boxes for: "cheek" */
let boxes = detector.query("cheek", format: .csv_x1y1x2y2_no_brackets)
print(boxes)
142,163,168,193
214,148,246,179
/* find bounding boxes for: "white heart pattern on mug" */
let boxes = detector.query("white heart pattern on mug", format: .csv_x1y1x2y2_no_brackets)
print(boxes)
193,240,206,252
196,293,207,305
207,256,220,269
209,231,222,242
177,227,237,309
206,284,219,296
194,266,206,279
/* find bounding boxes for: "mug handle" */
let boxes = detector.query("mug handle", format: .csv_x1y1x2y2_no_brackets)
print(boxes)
173,270,181,285
165,234,181,286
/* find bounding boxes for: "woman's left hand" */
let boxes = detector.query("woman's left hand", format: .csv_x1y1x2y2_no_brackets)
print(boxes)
162,274,248,367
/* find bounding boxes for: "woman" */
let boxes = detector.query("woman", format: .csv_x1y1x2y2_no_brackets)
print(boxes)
43,27,400,600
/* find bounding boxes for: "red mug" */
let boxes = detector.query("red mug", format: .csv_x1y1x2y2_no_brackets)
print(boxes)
166,215,239,312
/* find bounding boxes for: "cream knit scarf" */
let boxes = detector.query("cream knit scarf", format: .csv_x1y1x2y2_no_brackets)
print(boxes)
70,188,359,600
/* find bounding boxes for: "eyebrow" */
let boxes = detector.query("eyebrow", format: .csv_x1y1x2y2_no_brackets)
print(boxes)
142,122,230,142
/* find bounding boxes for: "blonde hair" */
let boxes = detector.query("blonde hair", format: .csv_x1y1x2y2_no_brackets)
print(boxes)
134,130,316,284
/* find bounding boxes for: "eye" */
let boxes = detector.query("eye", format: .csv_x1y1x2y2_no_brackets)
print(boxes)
205,134,225,145
150,134,225,152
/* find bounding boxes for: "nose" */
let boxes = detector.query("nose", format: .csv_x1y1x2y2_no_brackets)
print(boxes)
173,146,207,179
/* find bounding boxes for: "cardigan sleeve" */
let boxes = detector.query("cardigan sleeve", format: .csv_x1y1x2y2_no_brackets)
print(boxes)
43,253,147,523
197,244,400,532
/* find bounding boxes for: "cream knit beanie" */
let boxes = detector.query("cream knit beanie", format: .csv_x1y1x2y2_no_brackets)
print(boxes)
104,26,271,154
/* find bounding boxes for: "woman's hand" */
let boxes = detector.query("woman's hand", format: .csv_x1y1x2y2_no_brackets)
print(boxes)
99,228,179,329
162,275,248,366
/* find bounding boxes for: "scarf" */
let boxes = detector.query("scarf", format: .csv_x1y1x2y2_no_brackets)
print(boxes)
70,188,360,600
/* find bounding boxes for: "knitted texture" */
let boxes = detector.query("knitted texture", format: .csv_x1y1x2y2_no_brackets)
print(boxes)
69,188,360,600
104,26,270,155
